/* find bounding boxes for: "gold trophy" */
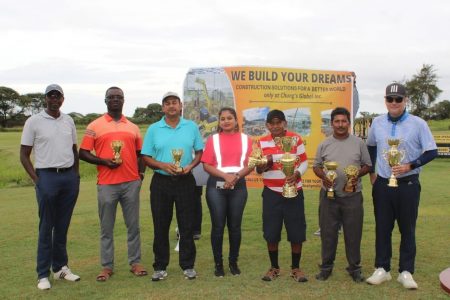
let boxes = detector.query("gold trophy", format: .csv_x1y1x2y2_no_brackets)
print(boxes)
248,140,268,169
274,136,298,198
383,138,406,187
343,165,359,193
111,140,124,164
171,149,184,174
324,161,338,199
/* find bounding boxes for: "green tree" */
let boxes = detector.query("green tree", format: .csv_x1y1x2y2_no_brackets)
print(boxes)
132,103,163,124
405,64,442,118
23,93,46,115
0,86,27,127
80,113,103,125
424,100,450,120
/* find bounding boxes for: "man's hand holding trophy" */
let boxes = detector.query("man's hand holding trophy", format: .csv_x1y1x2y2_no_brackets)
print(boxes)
171,148,184,175
323,161,338,199
274,136,300,198
111,140,124,165
383,138,406,187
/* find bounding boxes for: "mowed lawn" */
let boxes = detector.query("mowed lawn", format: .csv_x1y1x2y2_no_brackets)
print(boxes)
0,130,450,299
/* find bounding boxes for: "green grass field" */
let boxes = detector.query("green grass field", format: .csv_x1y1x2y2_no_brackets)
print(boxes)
1,130,450,299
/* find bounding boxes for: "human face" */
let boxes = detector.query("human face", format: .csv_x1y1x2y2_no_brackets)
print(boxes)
45,91,64,113
266,118,286,137
162,97,182,118
385,96,407,117
219,110,237,133
105,88,124,112
331,114,350,138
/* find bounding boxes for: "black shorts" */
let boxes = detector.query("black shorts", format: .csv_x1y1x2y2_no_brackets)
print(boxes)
262,186,306,243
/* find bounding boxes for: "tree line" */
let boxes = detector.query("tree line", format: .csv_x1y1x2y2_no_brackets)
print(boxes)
1,64,449,128
0,88,164,128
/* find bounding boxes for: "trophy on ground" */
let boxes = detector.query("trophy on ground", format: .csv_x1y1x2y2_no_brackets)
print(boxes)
248,140,268,169
111,140,124,164
171,149,184,174
324,161,338,199
274,136,298,198
383,138,406,187
343,165,359,193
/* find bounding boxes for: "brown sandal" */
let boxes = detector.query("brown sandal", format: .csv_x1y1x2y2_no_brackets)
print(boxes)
130,263,148,276
96,268,113,282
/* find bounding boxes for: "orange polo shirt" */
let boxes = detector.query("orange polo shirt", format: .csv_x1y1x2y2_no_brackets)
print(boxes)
80,114,142,185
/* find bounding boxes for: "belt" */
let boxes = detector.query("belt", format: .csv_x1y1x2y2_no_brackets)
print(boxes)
377,174,419,184
37,166,73,173
154,171,191,181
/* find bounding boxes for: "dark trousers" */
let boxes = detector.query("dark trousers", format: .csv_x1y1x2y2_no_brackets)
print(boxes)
372,175,421,273
193,186,203,235
150,172,196,270
35,168,79,279
319,190,363,273
206,176,247,264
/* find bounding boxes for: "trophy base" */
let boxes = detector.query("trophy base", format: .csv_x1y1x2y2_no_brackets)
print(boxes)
112,158,122,164
327,190,335,199
282,184,297,198
344,184,356,193
388,176,398,187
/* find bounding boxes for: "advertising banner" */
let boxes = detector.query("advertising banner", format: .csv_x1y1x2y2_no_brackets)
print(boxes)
183,66,354,189
434,134,450,157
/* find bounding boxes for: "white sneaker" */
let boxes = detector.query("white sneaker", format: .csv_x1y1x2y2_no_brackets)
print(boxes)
37,277,51,290
397,271,418,289
53,266,80,281
366,268,392,285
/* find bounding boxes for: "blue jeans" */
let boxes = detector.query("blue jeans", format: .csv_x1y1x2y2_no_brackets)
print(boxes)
35,168,79,279
206,176,247,264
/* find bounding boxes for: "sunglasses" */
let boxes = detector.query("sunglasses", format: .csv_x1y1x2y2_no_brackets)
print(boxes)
385,96,404,103
46,93,62,100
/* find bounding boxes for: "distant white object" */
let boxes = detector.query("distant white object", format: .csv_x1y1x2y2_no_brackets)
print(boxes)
174,239,180,252
174,227,180,252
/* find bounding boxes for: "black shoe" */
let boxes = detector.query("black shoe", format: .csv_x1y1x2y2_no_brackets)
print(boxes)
214,264,225,277
315,269,332,281
350,270,365,283
229,262,241,276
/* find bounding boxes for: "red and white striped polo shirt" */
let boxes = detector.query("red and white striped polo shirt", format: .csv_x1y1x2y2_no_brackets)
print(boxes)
259,131,308,193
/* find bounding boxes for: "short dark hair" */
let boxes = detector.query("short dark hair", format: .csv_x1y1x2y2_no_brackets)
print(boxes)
331,107,351,122
266,109,286,123
218,107,239,133
105,86,123,97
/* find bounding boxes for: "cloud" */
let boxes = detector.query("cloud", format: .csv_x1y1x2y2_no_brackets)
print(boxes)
1,0,449,117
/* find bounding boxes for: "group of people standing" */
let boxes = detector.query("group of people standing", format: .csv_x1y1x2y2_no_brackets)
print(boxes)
21,82,437,291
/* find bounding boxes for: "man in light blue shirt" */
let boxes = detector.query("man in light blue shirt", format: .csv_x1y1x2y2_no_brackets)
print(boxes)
365,83,437,289
142,92,203,281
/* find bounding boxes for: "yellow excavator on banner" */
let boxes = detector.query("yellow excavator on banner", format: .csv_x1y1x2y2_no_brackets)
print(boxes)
195,78,218,137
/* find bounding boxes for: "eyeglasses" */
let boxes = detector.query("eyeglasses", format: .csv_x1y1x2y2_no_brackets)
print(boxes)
385,96,404,103
46,93,62,100
106,95,124,100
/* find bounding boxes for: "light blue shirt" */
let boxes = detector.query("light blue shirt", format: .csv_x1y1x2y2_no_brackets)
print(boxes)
366,113,437,178
142,117,204,175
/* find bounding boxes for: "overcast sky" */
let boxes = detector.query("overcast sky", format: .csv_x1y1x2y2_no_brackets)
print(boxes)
1,0,449,117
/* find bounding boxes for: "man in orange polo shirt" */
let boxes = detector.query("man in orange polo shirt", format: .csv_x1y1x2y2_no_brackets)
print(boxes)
79,87,147,281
